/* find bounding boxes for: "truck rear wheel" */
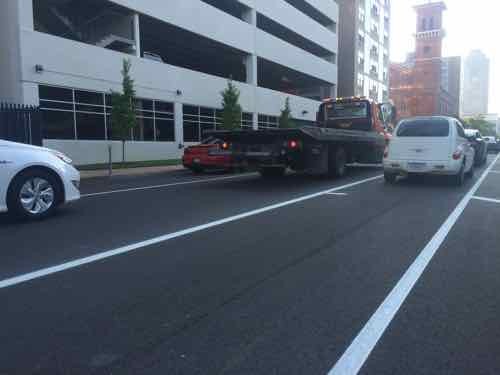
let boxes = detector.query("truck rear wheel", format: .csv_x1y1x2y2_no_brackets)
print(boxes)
259,167,286,178
329,146,347,177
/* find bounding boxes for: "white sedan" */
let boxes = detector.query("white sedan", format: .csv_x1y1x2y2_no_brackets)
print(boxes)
0,140,80,219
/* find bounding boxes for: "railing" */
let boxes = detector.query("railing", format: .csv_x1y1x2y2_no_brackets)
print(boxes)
0,103,42,146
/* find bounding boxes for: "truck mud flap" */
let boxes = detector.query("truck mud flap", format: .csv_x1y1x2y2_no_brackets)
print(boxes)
303,143,328,175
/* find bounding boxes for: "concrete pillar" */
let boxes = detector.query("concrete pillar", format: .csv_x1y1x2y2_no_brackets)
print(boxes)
18,0,34,29
133,13,141,58
244,54,257,86
242,7,257,25
174,102,184,152
21,82,39,106
242,7,258,130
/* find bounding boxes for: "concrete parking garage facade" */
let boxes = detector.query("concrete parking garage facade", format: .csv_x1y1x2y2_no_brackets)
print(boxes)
0,0,338,165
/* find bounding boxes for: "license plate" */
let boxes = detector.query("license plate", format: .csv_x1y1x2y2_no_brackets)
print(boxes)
193,158,200,163
408,162,426,171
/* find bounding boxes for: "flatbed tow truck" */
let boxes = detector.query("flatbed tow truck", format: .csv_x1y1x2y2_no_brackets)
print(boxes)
207,97,394,177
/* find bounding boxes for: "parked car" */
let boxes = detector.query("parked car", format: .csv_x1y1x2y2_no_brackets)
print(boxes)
0,140,80,219
464,129,488,165
487,138,500,153
384,116,475,185
483,136,500,153
182,137,235,173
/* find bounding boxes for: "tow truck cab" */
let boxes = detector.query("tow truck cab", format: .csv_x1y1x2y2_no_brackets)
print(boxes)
317,97,392,143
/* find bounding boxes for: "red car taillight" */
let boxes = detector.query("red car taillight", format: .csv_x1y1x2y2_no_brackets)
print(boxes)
452,150,462,160
221,142,230,150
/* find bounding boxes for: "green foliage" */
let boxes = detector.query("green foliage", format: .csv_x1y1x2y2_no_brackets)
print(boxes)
462,115,496,136
221,80,242,130
110,59,137,141
279,97,295,128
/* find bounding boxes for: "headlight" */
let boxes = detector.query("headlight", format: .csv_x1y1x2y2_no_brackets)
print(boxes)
51,150,73,164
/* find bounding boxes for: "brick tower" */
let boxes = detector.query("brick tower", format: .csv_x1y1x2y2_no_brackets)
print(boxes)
414,1,446,60
389,1,460,119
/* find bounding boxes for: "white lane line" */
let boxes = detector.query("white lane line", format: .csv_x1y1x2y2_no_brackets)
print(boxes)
325,192,349,196
472,196,500,204
328,153,500,375
0,175,383,290
81,173,256,198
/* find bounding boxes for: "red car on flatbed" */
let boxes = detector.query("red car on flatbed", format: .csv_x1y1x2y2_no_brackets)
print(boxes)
182,137,233,173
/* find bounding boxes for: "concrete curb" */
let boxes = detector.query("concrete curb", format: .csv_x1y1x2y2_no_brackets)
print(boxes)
80,165,186,179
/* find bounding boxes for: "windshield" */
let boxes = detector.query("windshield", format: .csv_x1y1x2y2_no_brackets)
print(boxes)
327,101,369,120
396,118,450,137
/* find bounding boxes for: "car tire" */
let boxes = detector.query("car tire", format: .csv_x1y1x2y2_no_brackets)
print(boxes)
451,163,465,186
329,146,347,178
191,166,204,174
7,168,63,220
384,172,397,184
465,163,474,179
259,167,286,178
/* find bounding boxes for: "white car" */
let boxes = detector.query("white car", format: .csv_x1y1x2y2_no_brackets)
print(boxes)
0,140,80,219
383,116,475,185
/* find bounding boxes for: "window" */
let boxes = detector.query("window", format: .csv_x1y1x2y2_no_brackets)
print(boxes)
39,85,174,142
152,100,175,142
397,118,450,137
242,113,254,129
327,102,369,120
40,110,75,140
424,46,432,55
39,86,75,140
421,18,427,31
456,122,467,138
183,105,222,142
258,114,279,129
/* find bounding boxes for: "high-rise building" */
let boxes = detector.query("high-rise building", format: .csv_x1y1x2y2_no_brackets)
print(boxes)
390,1,461,119
337,0,391,102
0,0,338,165
461,50,490,117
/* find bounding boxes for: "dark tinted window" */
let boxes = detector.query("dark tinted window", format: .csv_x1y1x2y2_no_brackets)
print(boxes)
76,113,106,140
397,118,450,137
156,119,175,142
41,110,75,139
39,85,73,102
456,123,467,138
327,101,369,119
75,90,103,105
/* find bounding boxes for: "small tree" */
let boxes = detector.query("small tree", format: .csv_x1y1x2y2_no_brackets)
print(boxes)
279,97,294,128
221,80,242,130
111,59,137,162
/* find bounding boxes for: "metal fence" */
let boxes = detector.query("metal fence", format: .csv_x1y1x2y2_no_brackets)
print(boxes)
0,103,43,146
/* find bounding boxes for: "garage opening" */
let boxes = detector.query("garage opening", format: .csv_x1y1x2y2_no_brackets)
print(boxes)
139,14,248,82
199,0,250,21
33,0,137,54
257,14,336,63
258,58,334,100
284,0,337,31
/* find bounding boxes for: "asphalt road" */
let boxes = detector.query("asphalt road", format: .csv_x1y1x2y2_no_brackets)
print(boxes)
1,156,499,375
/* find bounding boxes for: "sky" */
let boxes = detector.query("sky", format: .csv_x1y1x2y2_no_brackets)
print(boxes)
390,0,499,114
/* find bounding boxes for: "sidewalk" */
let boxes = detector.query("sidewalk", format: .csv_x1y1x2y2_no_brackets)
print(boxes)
79,164,186,179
